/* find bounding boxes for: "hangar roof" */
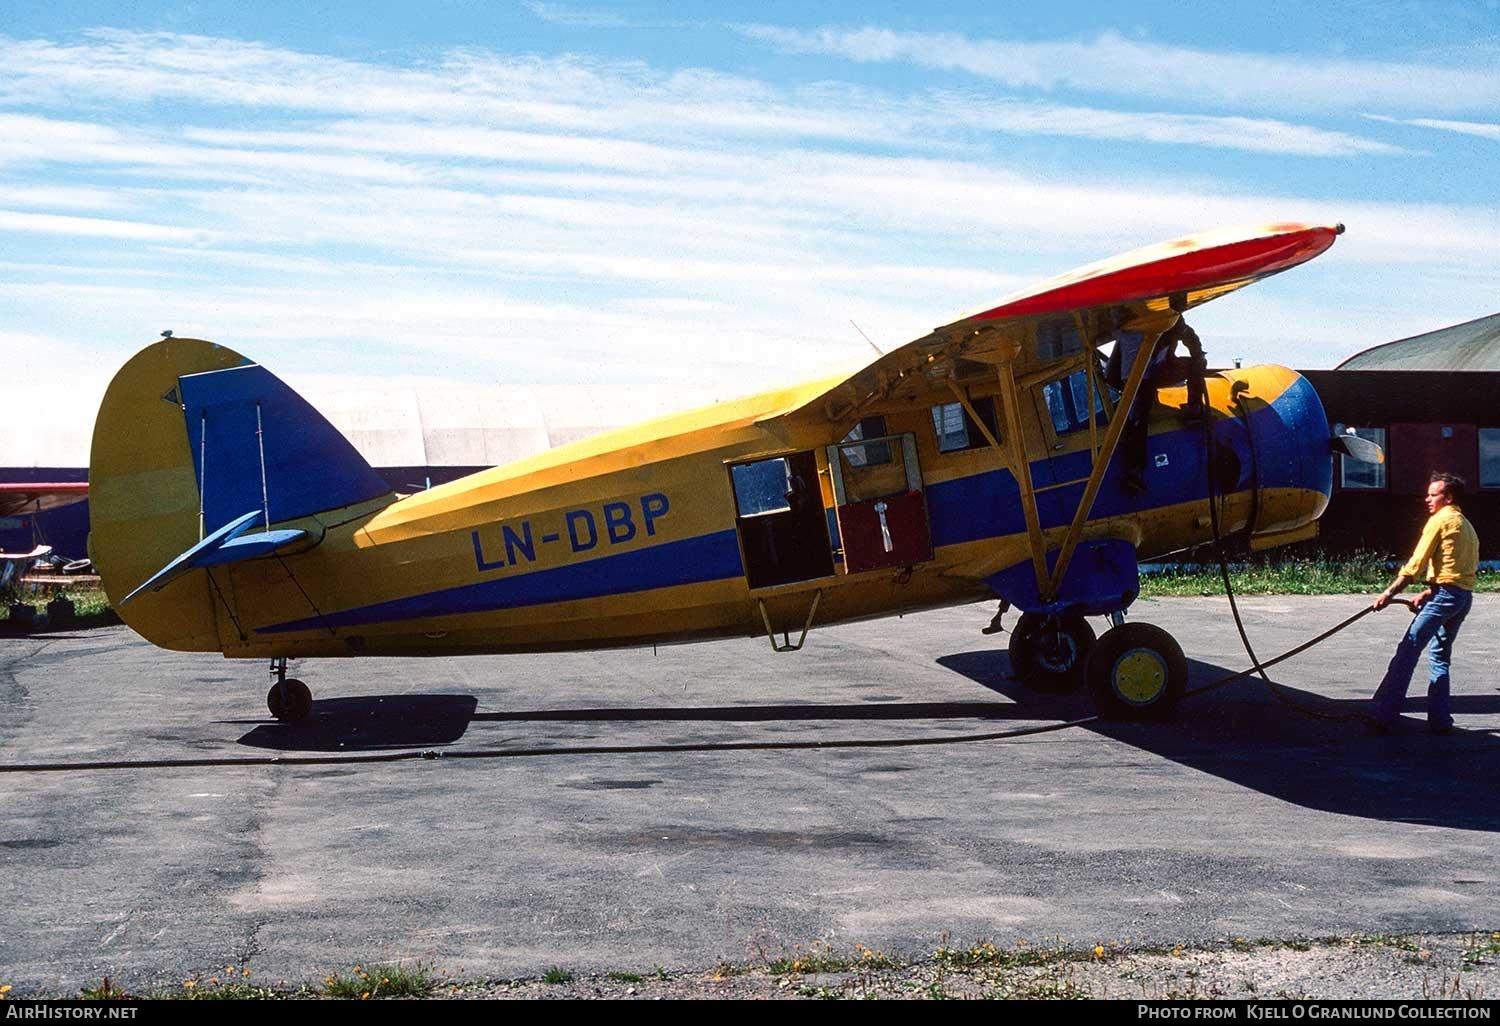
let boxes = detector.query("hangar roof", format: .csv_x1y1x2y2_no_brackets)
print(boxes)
0,383,690,471
1337,312,1500,371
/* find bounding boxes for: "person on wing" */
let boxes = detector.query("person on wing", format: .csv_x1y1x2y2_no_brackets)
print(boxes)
1369,472,1480,733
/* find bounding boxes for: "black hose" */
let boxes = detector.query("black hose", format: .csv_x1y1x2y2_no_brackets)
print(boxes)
1197,387,1410,723
0,717,1102,774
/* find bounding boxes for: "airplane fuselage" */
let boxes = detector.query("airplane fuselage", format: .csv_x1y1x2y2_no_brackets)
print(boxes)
181,362,1330,659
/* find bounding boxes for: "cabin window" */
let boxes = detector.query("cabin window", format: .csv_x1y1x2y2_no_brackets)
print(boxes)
730,457,792,516
1340,427,1387,490
930,397,1000,453
841,416,891,467
1042,368,1108,437
1480,429,1500,489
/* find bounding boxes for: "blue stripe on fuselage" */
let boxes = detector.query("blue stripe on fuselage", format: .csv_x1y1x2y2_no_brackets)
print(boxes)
257,528,746,634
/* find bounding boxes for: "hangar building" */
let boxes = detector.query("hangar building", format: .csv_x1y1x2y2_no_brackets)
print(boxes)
1301,311,1500,558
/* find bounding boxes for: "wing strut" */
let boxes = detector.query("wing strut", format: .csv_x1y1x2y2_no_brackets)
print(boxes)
1044,325,1165,600
944,375,1046,595
1074,311,1101,461
994,364,1054,596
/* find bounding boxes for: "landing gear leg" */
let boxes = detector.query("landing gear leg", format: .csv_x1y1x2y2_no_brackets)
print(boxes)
266,656,313,723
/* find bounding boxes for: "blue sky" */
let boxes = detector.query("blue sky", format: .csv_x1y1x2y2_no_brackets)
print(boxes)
2,1,1497,401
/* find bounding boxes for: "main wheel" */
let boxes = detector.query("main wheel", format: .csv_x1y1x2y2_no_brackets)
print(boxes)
267,678,313,722
1085,622,1187,720
1008,613,1096,689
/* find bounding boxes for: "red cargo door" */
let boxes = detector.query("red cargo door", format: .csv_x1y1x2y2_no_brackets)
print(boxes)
826,433,933,574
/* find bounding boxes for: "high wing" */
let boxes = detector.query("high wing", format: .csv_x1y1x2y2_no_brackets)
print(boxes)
785,222,1342,425
0,482,89,518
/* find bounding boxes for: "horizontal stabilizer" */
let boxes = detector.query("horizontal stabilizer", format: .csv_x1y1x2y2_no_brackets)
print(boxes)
196,529,308,566
120,509,307,605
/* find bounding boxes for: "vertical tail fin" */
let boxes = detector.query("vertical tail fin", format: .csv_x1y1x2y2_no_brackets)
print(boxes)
90,337,394,650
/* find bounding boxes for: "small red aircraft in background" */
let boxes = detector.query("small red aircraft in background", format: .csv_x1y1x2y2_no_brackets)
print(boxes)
0,481,88,519
0,482,91,592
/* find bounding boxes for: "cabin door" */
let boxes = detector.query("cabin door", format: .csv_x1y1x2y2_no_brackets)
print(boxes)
730,450,836,590
826,433,933,574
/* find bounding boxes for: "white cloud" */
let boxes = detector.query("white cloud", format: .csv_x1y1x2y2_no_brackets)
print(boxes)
1370,116,1500,141
0,184,127,211
738,24,1500,117
522,2,633,29
0,28,1493,395
940,97,1404,156
0,209,202,242
0,31,1401,159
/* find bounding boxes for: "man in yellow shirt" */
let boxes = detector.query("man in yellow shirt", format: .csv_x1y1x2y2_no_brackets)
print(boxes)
1370,472,1480,732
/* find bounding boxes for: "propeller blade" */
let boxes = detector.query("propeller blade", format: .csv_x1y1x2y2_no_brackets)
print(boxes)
1332,432,1384,464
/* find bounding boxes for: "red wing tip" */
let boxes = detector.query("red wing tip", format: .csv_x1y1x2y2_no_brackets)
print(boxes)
1262,221,1339,236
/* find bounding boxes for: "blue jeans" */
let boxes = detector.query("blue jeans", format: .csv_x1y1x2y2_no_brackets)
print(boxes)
1371,585,1472,728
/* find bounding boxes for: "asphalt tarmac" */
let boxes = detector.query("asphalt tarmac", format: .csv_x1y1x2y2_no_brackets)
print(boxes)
3,595,1498,993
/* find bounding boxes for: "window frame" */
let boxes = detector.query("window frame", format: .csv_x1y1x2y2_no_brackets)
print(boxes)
1479,427,1500,490
1338,426,1388,491
729,456,794,517
929,396,1001,454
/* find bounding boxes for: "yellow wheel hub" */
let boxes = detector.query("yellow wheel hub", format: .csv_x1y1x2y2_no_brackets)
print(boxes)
1113,648,1167,705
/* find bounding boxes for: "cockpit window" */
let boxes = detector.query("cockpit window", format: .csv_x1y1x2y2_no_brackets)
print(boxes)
1043,368,1112,436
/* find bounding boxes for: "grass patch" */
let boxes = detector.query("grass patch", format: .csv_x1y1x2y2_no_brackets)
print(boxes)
541,967,572,985
323,962,433,999
767,941,902,976
1344,932,1421,953
934,938,1070,969
606,971,643,983
1,580,119,629
1462,932,1500,966
1141,550,1500,598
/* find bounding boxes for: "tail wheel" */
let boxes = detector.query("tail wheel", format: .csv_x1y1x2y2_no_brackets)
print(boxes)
1085,622,1187,720
267,678,313,722
1008,613,1096,689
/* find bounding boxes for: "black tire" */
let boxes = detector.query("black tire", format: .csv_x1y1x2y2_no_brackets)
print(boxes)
267,678,313,722
1085,622,1187,720
1008,613,1097,689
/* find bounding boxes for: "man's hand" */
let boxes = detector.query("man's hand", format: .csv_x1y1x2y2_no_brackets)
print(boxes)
1413,588,1434,611
1374,574,1413,611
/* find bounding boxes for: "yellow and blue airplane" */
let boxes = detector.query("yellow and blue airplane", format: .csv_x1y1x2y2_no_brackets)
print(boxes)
89,222,1375,723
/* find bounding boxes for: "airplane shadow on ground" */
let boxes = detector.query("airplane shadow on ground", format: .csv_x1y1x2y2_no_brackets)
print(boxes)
238,695,480,751
235,696,1034,752
939,650,1500,835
